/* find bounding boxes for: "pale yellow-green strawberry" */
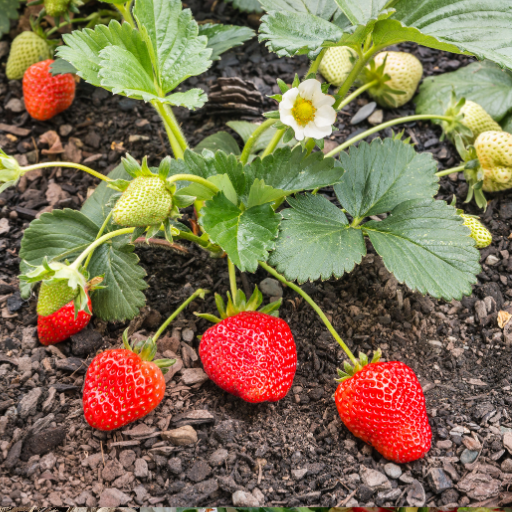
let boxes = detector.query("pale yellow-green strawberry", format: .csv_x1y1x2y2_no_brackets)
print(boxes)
37,280,78,317
6,32,51,80
460,101,502,141
365,51,423,108
319,46,357,87
460,214,492,249
44,0,71,17
474,131,512,192
113,176,173,227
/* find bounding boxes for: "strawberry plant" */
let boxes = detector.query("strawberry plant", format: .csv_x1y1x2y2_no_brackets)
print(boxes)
1,0,511,462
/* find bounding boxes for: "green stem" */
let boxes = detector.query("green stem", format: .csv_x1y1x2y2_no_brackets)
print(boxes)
336,79,378,111
307,48,327,76
72,228,135,270
325,115,457,158
261,128,286,158
305,138,316,156
163,104,189,151
46,17,93,35
21,162,111,182
83,211,113,270
153,288,208,343
114,1,135,27
227,258,237,298
258,261,357,365
436,164,466,177
240,119,276,165
176,231,222,254
153,102,185,159
166,174,219,193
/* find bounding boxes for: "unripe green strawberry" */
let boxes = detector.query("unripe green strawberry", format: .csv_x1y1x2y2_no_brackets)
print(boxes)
460,214,492,248
113,176,173,227
6,32,51,80
461,101,502,140
367,52,423,108
319,46,357,87
44,0,70,17
474,131,512,192
37,280,78,317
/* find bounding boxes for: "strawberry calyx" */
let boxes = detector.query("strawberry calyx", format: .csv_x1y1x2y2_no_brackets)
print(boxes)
335,348,382,383
121,328,176,374
359,54,406,106
195,285,282,324
0,149,25,193
441,92,475,142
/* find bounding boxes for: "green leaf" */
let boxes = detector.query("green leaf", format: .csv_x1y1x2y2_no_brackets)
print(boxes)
259,11,342,57
334,138,438,219
246,146,344,193
225,0,263,13
333,0,391,25
164,89,207,109
133,0,212,93
363,199,480,300
269,194,366,282
19,209,147,320
227,121,296,154
389,0,512,69
194,131,241,155
200,192,281,272
0,0,20,38
259,0,339,18
198,23,255,60
247,179,287,208
502,112,512,134
415,61,512,122
49,58,78,76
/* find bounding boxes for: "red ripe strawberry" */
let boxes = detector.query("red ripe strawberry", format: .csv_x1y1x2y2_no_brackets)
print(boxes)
23,59,75,121
83,338,173,431
199,311,297,403
335,360,431,463
37,290,92,345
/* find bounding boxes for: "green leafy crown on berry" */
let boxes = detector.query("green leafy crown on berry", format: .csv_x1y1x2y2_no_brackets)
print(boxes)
335,349,382,382
441,92,476,142
195,285,282,324
0,149,24,193
121,328,176,374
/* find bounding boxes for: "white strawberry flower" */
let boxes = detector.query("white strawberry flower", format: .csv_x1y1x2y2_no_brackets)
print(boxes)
279,79,336,141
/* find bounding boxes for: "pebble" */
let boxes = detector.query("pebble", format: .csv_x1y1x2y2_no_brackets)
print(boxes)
437,439,453,450
291,450,302,463
5,98,24,113
367,108,384,125
168,457,183,475
99,488,131,507
59,124,73,137
209,448,228,466
187,460,212,482
21,326,37,349
182,328,195,342
119,449,136,469
407,479,426,506
232,490,260,507
291,468,308,480
351,101,377,124
460,448,479,464
485,254,500,266
259,277,283,297
360,466,392,492
383,462,402,479
162,425,198,446
213,420,236,443
102,459,124,482
180,367,209,386
501,458,512,473
134,458,149,478
428,468,453,493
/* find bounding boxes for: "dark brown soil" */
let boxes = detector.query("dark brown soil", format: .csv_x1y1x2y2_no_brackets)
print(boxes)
1,0,512,508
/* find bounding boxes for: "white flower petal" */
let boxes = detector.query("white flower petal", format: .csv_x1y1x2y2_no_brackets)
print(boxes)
291,122,305,141
280,88,299,109
314,105,337,127
280,113,295,126
304,122,332,139
314,94,335,108
298,79,322,101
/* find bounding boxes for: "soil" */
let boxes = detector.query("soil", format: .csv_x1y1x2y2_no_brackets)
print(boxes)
1,0,512,509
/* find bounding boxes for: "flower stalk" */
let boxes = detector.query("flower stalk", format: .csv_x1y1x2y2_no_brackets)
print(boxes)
20,162,112,183
240,119,276,165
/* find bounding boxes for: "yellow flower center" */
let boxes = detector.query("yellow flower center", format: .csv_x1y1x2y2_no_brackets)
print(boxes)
292,96,316,127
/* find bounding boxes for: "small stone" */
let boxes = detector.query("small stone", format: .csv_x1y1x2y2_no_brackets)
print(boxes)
291,450,302,463
252,487,265,504
187,460,212,482
259,277,283,297
501,458,512,473
134,458,149,478
39,451,57,471
351,102,377,124
180,368,209,386
0,218,10,236
181,327,195,342
168,457,183,475
59,124,73,137
48,491,63,506
367,109,384,126
437,440,453,450
407,479,426,507
209,448,228,466
213,420,236,443
485,254,500,266
99,488,131,507
162,425,198,446
21,326,37,349
292,468,308,480
428,468,453,493
460,449,479,464
102,459,124,481
6,98,25,113
172,409,215,427
360,466,392,492
504,432,512,454
383,462,402,479
18,387,43,418
232,490,260,507
119,449,136,469
82,453,102,470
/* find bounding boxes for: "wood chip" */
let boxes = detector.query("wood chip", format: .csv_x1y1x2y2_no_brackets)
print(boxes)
0,123,31,137
498,310,512,329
